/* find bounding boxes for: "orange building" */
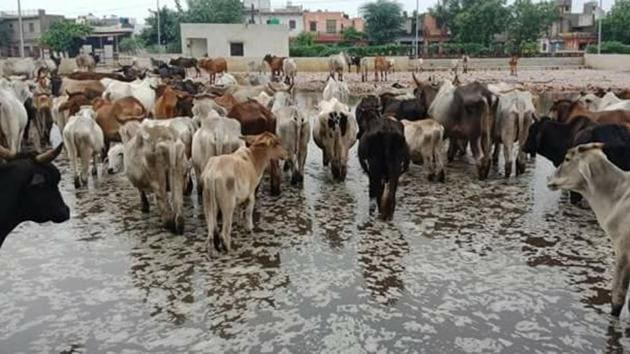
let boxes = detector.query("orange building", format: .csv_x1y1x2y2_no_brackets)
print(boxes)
302,10,364,43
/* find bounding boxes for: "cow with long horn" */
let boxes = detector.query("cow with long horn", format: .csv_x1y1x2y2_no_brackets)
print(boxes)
0,143,70,247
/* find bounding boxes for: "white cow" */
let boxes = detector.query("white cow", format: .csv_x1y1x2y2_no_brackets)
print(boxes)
1,58,55,79
106,143,125,174
322,76,350,104
360,57,369,82
216,73,238,86
270,90,310,185
328,52,347,81
547,143,630,317
191,110,244,195
313,98,358,181
282,58,297,85
579,92,630,112
0,79,28,153
401,119,445,182
493,90,536,177
119,120,187,234
63,107,104,188
51,95,70,134
102,77,160,113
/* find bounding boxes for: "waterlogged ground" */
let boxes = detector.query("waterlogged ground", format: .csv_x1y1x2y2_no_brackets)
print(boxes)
1,93,630,353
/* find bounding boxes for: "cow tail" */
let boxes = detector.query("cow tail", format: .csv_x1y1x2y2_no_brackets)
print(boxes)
481,99,492,156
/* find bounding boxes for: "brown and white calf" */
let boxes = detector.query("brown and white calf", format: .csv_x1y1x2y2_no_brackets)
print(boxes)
202,132,288,254
548,143,630,317
401,119,445,182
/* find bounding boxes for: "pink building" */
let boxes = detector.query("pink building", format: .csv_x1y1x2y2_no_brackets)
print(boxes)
302,10,364,43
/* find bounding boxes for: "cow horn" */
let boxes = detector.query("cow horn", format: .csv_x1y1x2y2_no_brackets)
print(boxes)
412,73,421,86
35,143,63,163
0,145,16,160
116,115,145,124
267,83,277,93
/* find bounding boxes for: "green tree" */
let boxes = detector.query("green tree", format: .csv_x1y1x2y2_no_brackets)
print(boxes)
119,36,146,54
140,6,182,52
360,0,404,44
293,32,315,46
602,0,630,44
341,27,364,44
507,0,556,51
40,20,92,56
452,0,509,45
184,0,244,23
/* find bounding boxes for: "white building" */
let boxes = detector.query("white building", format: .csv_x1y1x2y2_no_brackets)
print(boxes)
180,23,289,58
243,0,271,10
257,5,304,38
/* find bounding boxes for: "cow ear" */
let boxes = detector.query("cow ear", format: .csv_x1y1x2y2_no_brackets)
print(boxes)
239,135,256,147
577,160,592,182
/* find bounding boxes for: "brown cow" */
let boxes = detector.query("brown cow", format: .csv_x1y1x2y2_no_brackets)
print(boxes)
227,99,281,195
214,94,239,112
51,76,104,98
509,55,519,76
75,54,96,71
154,85,192,119
374,56,388,82
33,93,53,146
198,57,228,84
263,54,285,81
92,96,146,155
551,99,630,128
618,89,630,100
58,92,92,117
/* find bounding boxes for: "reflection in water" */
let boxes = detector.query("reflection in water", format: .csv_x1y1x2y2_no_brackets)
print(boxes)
0,90,628,352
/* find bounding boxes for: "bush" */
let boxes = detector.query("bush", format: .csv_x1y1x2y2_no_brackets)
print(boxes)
289,44,411,57
586,41,630,54
118,37,145,54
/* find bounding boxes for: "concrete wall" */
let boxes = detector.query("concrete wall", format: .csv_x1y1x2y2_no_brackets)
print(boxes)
180,23,289,58
131,54,585,72
584,54,630,71
258,14,303,37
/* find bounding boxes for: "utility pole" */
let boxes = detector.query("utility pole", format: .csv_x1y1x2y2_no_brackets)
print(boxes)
597,0,602,54
414,0,419,58
17,0,25,57
157,0,161,49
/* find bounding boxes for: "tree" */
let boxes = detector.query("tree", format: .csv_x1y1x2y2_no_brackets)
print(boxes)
293,32,315,46
140,6,182,53
452,0,509,46
40,20,92,56
184,0,244,23
360,0,403,44
119,36,146,54
342,27,364,44
507,0,557,51
602,0,630,44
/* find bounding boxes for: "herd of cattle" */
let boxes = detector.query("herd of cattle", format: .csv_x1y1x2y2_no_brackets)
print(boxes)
1,53,630,316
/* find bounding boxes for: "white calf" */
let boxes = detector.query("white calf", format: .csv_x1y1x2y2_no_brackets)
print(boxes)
401,119,445,182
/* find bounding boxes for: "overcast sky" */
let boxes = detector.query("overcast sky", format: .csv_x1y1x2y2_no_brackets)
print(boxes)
4,0,615,23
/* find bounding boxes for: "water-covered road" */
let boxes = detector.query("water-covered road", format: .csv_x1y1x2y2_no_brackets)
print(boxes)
1,93,627,353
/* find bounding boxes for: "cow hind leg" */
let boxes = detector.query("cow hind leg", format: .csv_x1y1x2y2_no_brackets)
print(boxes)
269,159,281,196
611,252,630,317
380,177,398,221
244,194,255,232
503,141,513,178
435,143,446,183
219,199,235,252
203,187,220,257
140,191,150,213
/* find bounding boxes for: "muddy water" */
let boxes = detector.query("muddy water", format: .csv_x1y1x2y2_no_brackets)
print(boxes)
1,92,628,353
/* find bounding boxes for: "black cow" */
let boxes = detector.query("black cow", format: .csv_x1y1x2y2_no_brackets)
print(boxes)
114,65,146,81
153,64,186,80
169,57,200,77
380,76,440,122
358,109,410,221
150,57,167,68
356,95,382,139
348,55,362,73
523,117,630,204
0,144,69,247
172,79,205,95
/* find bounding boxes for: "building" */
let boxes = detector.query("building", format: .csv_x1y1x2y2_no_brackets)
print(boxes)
243,0,271,11
302,10,364,43
75,14,135,62
396,13,450,55
180,23,289,57
541,0,598,53
0,9,64,57
245,3,304,38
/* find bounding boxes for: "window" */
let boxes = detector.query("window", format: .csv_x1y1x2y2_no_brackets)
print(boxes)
29,23,34,33
230,42,244,56
309,21,317,32
326,19,336,33
289,20,296,30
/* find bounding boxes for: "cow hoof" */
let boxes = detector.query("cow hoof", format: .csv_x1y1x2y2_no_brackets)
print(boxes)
427,173,435,182
516,161,526,175
74,177,81,189
107,168,115,174
569,192,583,205
291,173,303,186
504,164,512,179
270,186,281,196
437,170,446,183
91,168,97,176
174,216,184,235
612,303,623,317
